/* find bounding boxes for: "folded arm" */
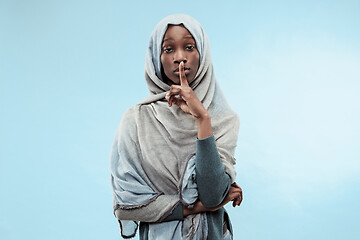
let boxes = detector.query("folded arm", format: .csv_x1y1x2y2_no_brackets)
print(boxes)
195,134,231,207
163,134,233,220
114,195,182,222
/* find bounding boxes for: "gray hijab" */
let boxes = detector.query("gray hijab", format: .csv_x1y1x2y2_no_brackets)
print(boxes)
110,14,239,239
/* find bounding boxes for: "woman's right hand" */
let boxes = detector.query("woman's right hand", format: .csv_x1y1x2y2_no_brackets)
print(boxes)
165,61,208,119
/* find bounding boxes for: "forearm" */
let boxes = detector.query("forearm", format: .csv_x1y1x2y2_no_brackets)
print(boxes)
196,113,212,139
114,195,179,222
183,199,228,217
162,202,184,221
195,135,231,208
182,200,211,216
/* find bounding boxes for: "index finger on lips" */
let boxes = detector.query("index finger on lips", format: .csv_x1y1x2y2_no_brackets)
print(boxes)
179,61,189,87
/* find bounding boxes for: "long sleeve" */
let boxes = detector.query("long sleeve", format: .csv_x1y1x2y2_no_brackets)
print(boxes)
159,134,232,221
195,134,231,208
161,202,184,222
114,195,182,222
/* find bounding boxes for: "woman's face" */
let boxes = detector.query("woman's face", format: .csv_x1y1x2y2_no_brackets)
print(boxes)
160,25,200,85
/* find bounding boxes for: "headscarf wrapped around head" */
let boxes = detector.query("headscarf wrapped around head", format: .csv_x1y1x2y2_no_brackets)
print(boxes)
148,14,205,82
143,14,215,110
110,13,239,239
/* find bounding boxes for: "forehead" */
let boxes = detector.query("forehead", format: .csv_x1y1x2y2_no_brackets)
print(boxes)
162,25,194,42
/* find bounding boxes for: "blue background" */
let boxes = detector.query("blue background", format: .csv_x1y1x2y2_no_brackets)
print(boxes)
1,0,359,239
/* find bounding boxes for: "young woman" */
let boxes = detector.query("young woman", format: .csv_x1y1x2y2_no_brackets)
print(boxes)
110,14,243,240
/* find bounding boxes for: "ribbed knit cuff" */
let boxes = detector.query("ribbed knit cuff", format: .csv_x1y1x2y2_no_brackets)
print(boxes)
162,203,184,222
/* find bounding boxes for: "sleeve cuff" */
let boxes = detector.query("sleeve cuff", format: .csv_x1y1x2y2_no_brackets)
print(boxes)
162,202,184,222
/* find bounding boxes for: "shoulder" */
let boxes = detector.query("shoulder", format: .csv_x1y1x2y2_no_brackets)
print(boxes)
208,89,239,124
208,100,240,142
209,101,240,127
114,106,140,140
121,106,138,122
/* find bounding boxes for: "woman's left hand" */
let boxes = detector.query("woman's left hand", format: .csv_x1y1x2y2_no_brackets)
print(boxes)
183,182,243,216
165,61,208,119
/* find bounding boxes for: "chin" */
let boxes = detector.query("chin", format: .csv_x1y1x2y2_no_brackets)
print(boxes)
171,76,194,85
168,76,180,85
166,79,179,85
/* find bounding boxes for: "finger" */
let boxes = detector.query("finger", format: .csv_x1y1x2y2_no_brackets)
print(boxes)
239,189,243,206
230,182,243,206
229,187,242,194
235,196,241,206
165,92,172,106
228,190,242,206
233,197,240,207
233,193,242,207
233,197,241,207
171,96,186,108
165,92,170,101
228,192,240,201
166,87,181,98
179,61,189,87
166,88,181,107
168,95,174,107
231,182,242,190
228,193,240,207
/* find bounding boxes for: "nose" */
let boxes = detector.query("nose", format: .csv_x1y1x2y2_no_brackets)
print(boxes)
173,49,187,64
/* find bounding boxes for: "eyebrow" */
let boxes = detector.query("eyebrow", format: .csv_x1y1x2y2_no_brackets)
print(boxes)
183,36,194,40
163,35,195,42
163,38,174,42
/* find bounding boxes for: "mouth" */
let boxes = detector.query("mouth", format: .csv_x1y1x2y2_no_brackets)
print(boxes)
174,67,190,73
174,69,190,76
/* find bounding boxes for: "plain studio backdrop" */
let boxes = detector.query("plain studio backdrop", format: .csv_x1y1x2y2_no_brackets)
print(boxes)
1,0,359,239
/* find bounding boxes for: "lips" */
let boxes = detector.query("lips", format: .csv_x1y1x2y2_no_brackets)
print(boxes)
174,67,190,73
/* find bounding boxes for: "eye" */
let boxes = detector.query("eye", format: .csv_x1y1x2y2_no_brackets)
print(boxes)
185,45,195,51
163,47,173,53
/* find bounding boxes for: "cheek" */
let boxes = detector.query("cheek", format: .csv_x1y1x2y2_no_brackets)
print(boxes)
193,52,200,70
160,54,164,68
160,55,171,72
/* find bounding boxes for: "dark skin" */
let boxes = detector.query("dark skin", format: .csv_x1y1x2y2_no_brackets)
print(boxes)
161,25,200,86
161,25,243,216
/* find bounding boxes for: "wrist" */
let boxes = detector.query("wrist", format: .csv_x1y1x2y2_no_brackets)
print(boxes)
183,201,207,217
196,113,212,139
195,111,210,121
183,205,195,217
